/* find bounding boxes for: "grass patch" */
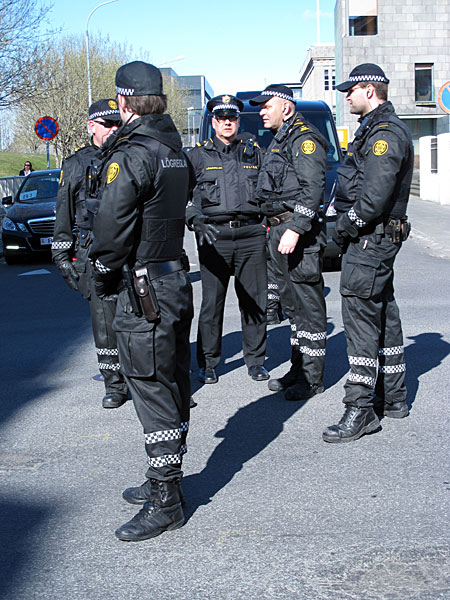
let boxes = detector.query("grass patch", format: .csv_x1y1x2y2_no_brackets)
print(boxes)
0,152,57,177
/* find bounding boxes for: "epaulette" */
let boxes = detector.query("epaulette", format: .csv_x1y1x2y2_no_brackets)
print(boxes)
292,118,309,132
204,138,214,150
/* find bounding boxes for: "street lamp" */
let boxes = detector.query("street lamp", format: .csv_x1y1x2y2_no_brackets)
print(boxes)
86,0,118,106
157,56,185,68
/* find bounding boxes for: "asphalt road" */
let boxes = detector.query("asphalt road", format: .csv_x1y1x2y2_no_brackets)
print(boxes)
0,224,449,599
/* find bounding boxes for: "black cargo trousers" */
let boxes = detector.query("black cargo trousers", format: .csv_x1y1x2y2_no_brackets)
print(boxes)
268,220,327,386
340,233,406,408
75,244,127,397
113,268,193,481
196,222,267,370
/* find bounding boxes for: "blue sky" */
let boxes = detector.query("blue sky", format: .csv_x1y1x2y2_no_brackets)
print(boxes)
49,0,336,95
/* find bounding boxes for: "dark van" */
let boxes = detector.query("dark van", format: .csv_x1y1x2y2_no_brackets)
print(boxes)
199,92,343,264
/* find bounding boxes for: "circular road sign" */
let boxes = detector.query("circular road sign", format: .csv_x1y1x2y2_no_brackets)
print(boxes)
438,81,450,115
34,116,59,140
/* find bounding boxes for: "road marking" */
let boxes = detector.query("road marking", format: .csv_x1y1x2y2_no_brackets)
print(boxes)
18,269,51,276
80,434,110,442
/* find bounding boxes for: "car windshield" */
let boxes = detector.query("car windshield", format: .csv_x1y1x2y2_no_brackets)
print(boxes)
18,174,60,203
203,111,340,163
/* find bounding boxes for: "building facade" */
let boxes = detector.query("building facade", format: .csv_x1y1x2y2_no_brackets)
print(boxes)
334,0,450,154
160,68,214,147
299,44,337,115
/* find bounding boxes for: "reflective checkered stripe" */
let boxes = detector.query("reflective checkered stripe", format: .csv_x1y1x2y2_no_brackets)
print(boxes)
116,86,134,95
51,240,73,250
147,444,187,468
268,283,278,290
268,282,280,302
145,422,189,445
290,326,326,356
296,329,327,342
294,204,315,219
348,207,367,228
348,373,376,386
98,362,121,371
187,200,194,208
96,348,119,356
378,345,405,376
95,259,111,273
347,355,377,388
268,293,280,301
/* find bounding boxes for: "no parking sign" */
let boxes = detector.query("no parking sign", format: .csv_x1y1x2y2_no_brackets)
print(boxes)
438,82,450,115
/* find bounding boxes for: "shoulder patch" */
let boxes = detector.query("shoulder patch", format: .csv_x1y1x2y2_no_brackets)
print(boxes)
301,140,316,155
373,140,388,156
106,162,120,184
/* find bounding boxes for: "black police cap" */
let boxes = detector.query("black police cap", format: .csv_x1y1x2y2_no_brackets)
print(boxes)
88,98,121,121
207,95,244,117
336,63,390,92
249,84,294,106
115,61,163,96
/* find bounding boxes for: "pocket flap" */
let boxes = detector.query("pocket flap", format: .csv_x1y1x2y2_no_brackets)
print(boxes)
346,255,381,269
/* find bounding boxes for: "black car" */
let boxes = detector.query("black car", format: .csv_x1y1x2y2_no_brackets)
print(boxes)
199,93,342,266
2,169,61,264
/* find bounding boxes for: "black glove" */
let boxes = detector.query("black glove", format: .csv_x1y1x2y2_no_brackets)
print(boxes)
334,212,359,242
55,258,79,292
192,215,220,246
92,268,120,301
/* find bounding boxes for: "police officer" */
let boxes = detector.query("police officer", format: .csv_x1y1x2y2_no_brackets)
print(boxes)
90,61,193,541
322,64,413,443
187,95,269,384
249,85,328,400
52,99,128,409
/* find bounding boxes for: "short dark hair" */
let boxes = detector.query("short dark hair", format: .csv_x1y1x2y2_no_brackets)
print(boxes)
122,94,167,115
359,81,388,101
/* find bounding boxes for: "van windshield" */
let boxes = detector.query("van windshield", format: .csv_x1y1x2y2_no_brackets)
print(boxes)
203,111,340,163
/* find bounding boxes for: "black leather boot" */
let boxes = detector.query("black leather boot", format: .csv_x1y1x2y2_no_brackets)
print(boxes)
322,406,380,443
122,478,185,506
285,382,325,401
383,401,409,419
268,348,302,392
102,392,128,409
115,479,184,542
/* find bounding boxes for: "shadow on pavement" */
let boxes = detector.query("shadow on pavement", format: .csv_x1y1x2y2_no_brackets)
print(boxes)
182,392,308,519
0,499,53,600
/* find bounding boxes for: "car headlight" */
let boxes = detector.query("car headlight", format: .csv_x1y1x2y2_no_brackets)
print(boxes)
2,217,27,232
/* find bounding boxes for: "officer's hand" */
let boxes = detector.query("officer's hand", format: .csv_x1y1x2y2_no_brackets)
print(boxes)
94,278,118,301
335,212,359,240
192,215,220,246
332,228,347,250
278,229,300,254
55,259,79,292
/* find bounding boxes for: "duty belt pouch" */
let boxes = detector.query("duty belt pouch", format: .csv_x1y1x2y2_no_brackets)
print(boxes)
133,267,160,322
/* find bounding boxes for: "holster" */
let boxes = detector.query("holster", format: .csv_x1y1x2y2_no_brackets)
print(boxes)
386,218,410,243
133,267,160,322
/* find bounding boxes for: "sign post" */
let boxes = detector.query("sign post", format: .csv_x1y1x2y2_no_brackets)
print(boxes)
34,116,59,168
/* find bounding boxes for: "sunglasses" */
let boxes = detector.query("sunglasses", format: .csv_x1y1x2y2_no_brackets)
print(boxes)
95,119,120,128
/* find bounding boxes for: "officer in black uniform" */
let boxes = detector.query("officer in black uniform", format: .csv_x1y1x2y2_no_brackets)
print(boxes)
90,61,193,541
52,99,128,409
322,64,413,443
250,85,328,401
186,95,269,384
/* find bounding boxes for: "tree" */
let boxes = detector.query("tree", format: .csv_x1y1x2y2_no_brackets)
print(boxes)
0,0,56,109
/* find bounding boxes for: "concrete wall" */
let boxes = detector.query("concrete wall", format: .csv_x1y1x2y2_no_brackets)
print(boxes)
420,133,450,205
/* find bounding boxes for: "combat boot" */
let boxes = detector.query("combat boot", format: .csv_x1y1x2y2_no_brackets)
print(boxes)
322,406,380,443
122,478,185,506
383,400,409,419
115,479,184,542
285,382,325,401
268,347,302,392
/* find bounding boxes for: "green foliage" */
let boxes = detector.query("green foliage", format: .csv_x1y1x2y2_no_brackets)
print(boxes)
0,152,56,177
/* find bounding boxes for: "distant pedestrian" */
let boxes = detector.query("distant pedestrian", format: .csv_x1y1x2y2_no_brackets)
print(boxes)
19,161,33,176
322,63,414,444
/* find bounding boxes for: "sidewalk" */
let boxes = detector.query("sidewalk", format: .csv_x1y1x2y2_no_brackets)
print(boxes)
407,194,450,260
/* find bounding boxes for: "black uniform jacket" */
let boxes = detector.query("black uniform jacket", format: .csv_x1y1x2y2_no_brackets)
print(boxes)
257,113,328,236
90,113,193,273
186,135,262,224
52,142,98,262
335,101,414,227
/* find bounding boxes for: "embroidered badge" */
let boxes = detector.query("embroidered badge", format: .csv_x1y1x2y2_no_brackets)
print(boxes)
108,100,118,109
301,140,316,154
106,162,120,184
222,95,231,103
373,140,388,156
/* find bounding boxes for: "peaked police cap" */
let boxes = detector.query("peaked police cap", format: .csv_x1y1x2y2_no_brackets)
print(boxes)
336,63,390,92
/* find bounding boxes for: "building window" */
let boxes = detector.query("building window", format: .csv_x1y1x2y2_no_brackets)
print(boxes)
349,0,377,36
324,69,335,92
415,63,434,103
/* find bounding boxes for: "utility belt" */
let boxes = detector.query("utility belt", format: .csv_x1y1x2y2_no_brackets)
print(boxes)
267,211,293,227
372,218,410,243
121,255,189,322
209,217,263,228
385,218,411,243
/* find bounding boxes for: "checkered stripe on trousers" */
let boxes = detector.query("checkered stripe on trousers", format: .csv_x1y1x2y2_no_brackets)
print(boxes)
296,330,327,342
145,422,189,445
378,346,403,356
379,364,406,374
98,363,121,371
348,373,376,387
96,348,119,356
349,356,378,368
147,445,188,468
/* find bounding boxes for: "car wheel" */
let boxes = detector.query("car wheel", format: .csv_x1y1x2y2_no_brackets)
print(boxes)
4,254,22,265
